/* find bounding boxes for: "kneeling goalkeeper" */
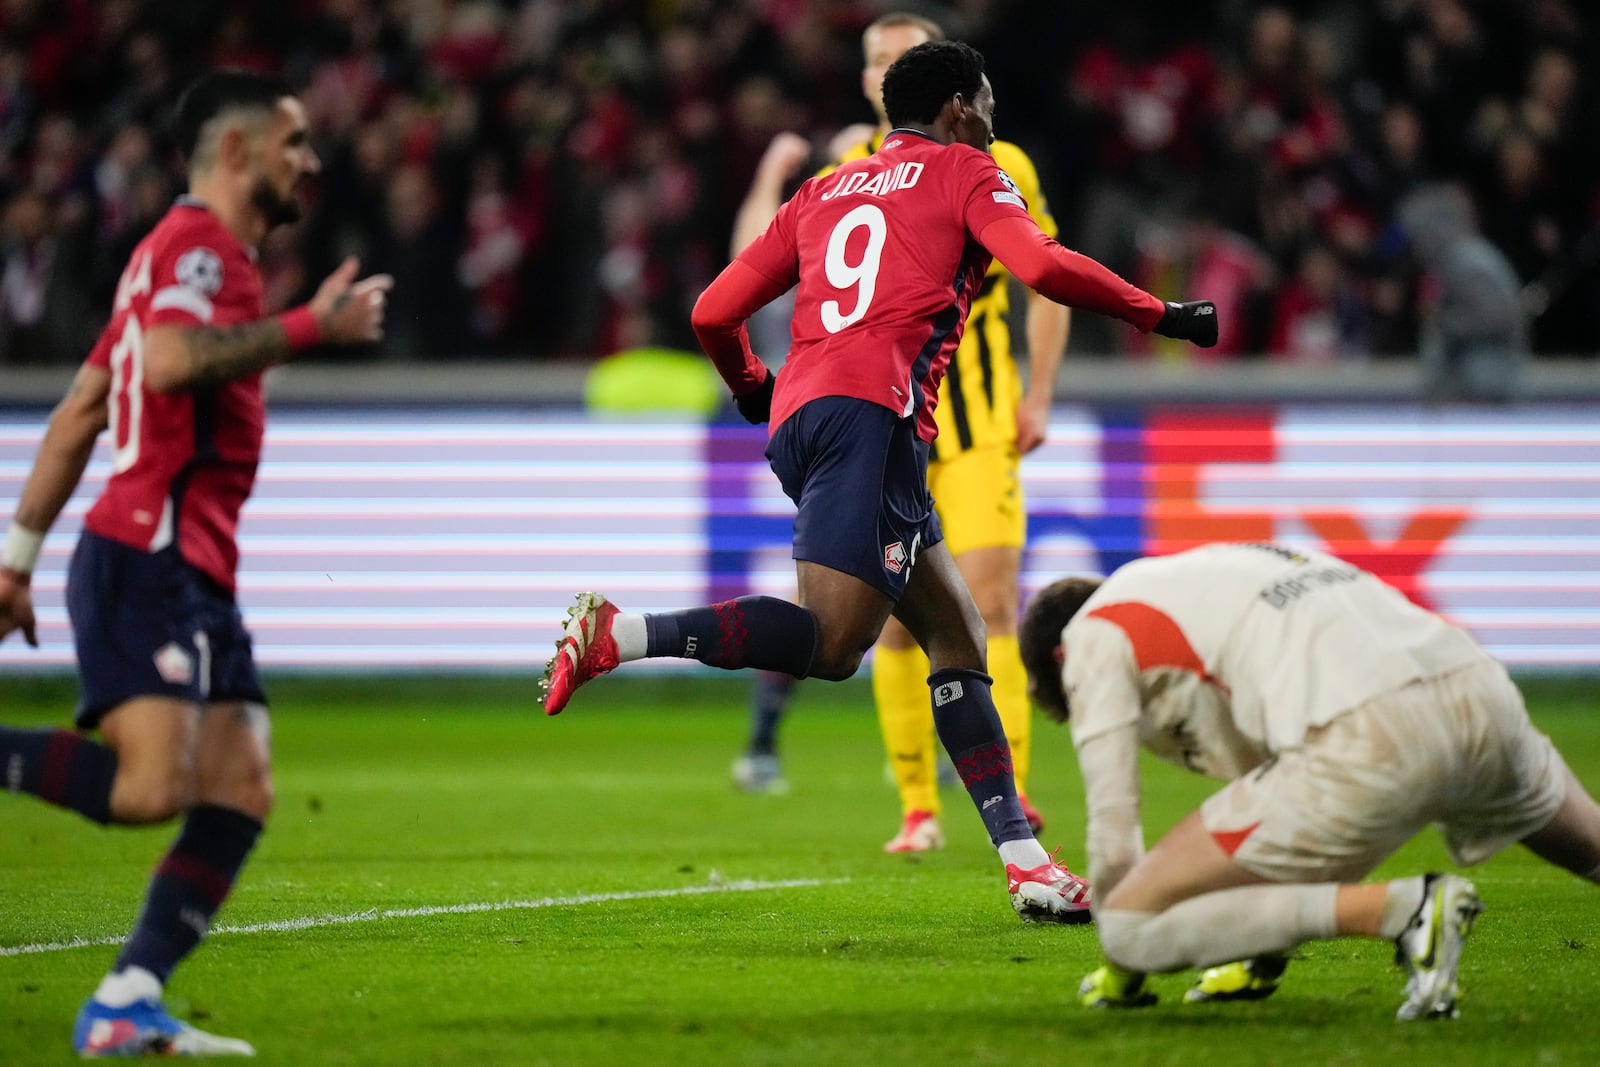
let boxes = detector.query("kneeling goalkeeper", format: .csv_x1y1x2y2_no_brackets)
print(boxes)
1018,541,1600,1018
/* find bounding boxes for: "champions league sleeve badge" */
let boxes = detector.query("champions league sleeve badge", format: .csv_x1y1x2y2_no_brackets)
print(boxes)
174,247,225,297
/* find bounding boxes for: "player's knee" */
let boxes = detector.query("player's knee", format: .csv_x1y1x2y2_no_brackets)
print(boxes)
1097,909,1181,974
226,763,274,820
809,647,866,682
1519,769,1600,882
193,702,275,818
202,758,275,821
233,773,274,822
111,764,198,824
806,626,874,681
242,759,275,819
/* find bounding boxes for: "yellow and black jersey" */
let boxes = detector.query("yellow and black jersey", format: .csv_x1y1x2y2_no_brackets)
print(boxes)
819,134,1057,461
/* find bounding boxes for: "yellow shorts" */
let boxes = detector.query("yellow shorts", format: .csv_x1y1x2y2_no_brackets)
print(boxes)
928,444,1025,557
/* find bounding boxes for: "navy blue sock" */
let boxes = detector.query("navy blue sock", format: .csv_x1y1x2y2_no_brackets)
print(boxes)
644,596,818,677
747,672,797,756
0,726,117,824
927,668,1032,846
115,804,262,983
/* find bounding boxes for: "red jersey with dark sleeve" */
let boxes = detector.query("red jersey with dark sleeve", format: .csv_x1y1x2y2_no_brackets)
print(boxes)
83,198,267,592
736,132,1036,442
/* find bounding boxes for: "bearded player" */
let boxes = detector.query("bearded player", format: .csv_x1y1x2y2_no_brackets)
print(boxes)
0,71,390,1056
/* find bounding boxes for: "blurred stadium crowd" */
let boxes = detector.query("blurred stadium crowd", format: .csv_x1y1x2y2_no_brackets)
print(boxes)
0,0,1594,365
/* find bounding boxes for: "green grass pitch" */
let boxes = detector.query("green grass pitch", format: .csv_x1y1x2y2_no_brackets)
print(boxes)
2,673,1595,1065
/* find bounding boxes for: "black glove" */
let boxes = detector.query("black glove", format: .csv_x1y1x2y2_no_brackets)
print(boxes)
1153,300,1219,348
733,370,776,424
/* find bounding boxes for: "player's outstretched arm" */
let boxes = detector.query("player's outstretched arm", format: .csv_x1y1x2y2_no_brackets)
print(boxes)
1,364,110,647
143,257,394,392
729,132,812,258
979,217,1218,347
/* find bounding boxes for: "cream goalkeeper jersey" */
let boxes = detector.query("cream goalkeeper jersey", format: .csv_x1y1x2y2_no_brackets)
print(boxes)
1059,543,1489,893
1062,542,1486,772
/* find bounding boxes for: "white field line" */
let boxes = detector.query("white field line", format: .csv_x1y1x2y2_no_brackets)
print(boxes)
0,878,844,958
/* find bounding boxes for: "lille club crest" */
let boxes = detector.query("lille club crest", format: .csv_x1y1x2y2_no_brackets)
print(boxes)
883,540,908,574
153,642,194,685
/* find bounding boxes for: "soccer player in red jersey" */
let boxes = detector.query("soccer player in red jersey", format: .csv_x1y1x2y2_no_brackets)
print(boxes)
541,41,1216,923
0,71,391,1056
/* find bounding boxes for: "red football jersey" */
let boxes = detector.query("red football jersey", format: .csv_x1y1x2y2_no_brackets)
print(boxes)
84,197,267,592
737,131,1035,441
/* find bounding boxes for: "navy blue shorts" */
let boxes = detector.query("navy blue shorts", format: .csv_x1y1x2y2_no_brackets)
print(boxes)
67,531,266,728
766,396,944,600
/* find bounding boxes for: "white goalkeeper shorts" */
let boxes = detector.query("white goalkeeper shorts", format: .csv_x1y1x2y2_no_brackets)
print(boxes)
1200,658,1569,883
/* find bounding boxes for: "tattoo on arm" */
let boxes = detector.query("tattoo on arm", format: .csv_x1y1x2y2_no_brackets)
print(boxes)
182,319,292,387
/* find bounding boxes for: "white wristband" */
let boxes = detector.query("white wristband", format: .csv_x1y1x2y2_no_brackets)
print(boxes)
2,522,44,575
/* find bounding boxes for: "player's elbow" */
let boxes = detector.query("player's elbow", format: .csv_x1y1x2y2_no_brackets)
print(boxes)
141,340,189,395
998,255,1049,292
690,301,741,358
689,291,728,338
999,251,1052,293
141,360,186,394
50,368,110,440
47,412,106,462
141,326,191,393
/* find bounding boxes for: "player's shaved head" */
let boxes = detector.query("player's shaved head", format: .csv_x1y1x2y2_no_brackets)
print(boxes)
1019,577,1104,723
863,12,944,53
173,70,293,173
860,13,946,129
882,40,986,127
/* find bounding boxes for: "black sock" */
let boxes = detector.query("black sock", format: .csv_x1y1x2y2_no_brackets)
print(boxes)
0,726,117,824
747,671,797,756
928,668,1032,846
114,804,262,983
645,596,818,676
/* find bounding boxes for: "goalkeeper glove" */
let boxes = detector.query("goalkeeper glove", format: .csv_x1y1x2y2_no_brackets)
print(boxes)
1154,300,1219,348
733,371,776,425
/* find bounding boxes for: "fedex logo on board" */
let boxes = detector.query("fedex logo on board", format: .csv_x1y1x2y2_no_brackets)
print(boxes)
1043,409,1469,613
702,409,1472,612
